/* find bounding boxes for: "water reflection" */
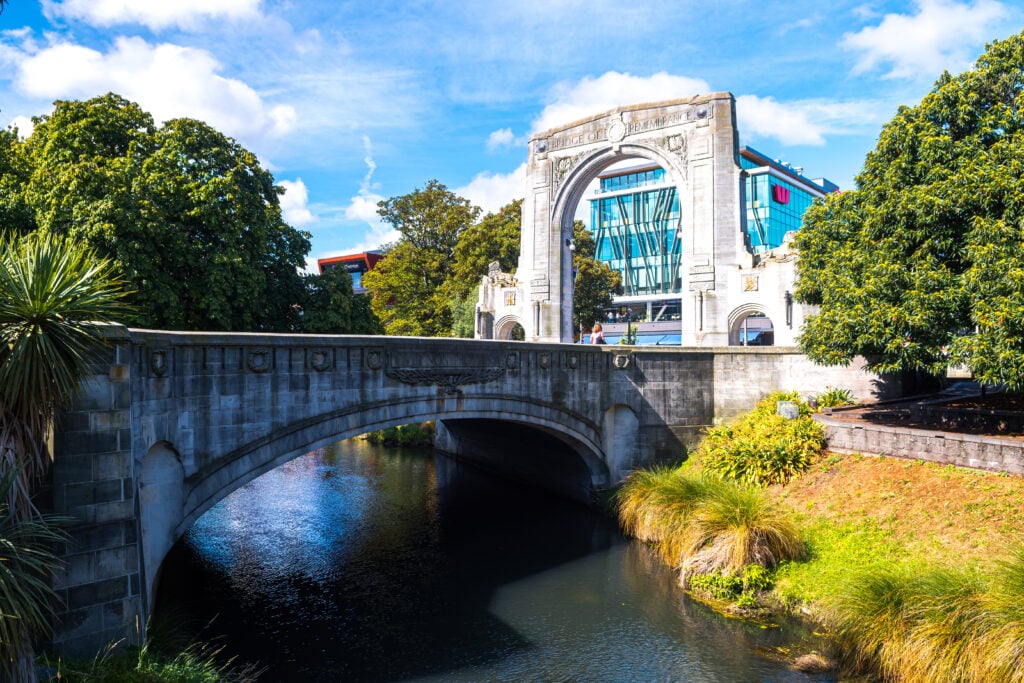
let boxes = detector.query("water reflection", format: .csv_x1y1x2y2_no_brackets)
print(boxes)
155,440,827,682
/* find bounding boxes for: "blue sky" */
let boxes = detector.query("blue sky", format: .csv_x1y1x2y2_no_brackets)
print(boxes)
1,0,1020,268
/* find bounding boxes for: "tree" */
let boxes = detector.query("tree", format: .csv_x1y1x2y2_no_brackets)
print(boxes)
445,199,522,337
0,127,34,234
20,93,311,332
795,31,1024,389
572,221,621,333
363,181,480,336
0,231,127,681
299,267,382,334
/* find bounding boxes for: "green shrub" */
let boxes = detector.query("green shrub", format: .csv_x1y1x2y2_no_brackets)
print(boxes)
817,387,855,409
363,422,435,448
697,391,825,486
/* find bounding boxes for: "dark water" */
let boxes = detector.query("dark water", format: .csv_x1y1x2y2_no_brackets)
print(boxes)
155,440,830,682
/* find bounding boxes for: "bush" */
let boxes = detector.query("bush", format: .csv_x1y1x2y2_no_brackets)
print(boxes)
697,391,825,486
363,422,435,448
816,387,855,409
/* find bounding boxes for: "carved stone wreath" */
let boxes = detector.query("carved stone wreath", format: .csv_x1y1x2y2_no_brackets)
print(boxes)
384,366,506,395
365,349,384,370
247,348,271,373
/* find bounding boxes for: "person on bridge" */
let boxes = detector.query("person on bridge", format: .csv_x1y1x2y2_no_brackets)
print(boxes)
591,323,606,344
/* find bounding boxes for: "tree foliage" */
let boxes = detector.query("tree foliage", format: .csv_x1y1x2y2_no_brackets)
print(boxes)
0,231,125,680
363,180,480,336
299,266,382,334
11,93,313,332
795,32,1024,388
572,221,622,333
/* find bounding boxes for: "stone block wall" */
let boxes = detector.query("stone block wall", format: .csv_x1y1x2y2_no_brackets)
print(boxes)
819,416,1024,475
50,333,144,656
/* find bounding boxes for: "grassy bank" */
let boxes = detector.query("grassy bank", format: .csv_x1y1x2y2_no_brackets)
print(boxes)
617,394,1024,680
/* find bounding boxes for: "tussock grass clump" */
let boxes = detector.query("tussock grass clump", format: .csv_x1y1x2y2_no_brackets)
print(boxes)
679,477,803,585
829,548,1024,683
697,391,825,486
616,467,803,584
616,466,711,565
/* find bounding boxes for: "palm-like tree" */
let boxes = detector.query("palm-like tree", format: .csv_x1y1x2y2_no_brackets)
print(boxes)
0,231,127,681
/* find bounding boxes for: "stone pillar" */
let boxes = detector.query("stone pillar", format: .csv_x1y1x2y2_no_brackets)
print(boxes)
50,329,144,656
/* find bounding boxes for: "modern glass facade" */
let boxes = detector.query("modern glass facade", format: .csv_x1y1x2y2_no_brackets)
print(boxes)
589,165,682,297
739,147,835,253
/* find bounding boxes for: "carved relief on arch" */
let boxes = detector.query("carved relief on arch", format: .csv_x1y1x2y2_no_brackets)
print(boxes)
659,132,689,180
551,150,590,196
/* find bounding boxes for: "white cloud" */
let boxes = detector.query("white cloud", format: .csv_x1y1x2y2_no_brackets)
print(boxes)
344,136,397,251
278,178,317,227
842,0,1007,79
486,127,521,151
12,36,294,141
7,115,34,138
736,95,883,146
455,163,526,215
532,71,711,133
43,0,262,31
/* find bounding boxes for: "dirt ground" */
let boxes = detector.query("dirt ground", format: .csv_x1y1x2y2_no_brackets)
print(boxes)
776,395,1024,566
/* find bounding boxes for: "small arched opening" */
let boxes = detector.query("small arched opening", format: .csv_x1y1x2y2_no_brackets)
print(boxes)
494,316,525,341
730,310,775,346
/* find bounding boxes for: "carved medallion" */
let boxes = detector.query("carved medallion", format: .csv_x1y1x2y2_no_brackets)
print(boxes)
607,119,626,143
150,349,169,377
365,349,384,370
613,353,631,369
247,348,271,373
539,352,551,370
308,349,331,371
506,352,520,369
551,150,588,195
567,354,579,369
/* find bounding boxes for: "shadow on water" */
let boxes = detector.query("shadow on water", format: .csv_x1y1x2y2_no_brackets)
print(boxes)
155,440,827,682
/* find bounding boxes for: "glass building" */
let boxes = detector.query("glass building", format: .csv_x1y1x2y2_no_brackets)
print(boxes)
585,150,835,345
739,146,838,253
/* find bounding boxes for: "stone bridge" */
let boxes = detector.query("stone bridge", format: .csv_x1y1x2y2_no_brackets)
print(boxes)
50,326,887,654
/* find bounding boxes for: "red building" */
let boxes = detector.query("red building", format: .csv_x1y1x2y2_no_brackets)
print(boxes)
317,251,382,293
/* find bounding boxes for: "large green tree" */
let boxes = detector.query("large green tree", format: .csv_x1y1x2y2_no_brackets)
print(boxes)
18,93,311,331
795,31,1024,389
363,180,480,336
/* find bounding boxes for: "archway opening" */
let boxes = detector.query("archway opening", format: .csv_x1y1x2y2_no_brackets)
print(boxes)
569,158,684,345
732,312,775,346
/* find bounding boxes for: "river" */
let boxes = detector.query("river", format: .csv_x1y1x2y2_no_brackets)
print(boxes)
155,439,832,682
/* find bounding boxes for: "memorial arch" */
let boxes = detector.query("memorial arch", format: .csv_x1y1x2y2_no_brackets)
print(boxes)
478,92,771,346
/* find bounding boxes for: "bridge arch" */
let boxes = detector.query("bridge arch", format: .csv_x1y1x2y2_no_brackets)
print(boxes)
139,392,611,611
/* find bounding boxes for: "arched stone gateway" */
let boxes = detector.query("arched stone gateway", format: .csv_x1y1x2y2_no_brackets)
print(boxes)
476,93,812,346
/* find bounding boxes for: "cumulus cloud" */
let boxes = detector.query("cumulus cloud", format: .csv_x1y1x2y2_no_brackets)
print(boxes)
735,95,883,146
532,71,711,134
455,163,526,215
42,0,262,31
278,178,317,227
842,0,1007,79
12,36,294,141
486,127,521,151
